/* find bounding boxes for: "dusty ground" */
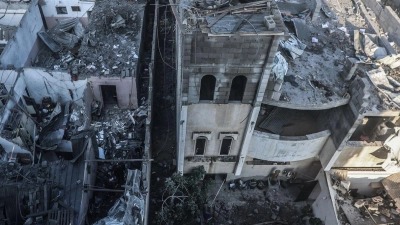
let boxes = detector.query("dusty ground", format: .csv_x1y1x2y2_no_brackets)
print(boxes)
206,178,309,224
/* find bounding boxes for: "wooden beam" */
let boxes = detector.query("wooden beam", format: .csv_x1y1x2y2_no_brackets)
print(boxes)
204,0,271,16
207,11,228,28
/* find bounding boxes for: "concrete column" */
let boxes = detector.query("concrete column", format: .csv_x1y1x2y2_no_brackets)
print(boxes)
234,106,260,175
177,105,188,174
313,0,322,21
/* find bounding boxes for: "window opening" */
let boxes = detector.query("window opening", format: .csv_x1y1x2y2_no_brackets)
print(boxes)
199,75,216,101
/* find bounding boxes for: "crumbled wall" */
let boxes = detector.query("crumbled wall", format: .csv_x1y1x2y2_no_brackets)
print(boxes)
361,0,400,46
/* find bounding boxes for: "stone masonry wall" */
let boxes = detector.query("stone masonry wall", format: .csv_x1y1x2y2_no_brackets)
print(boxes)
316,77,370,149
181,32,275,104
361,0,400,46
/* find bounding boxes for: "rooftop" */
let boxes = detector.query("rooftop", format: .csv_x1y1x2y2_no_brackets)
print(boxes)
176,0,287,35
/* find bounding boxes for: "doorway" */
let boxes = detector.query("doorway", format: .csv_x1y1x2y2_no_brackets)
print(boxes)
101,85,118,105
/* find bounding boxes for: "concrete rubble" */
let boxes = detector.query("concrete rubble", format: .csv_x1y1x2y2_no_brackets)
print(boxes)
35,0,143,78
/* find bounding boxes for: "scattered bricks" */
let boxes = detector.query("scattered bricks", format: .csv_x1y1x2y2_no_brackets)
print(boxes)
354,200,367,208
264,15,276,31
372,196,383,203
368,203,379,211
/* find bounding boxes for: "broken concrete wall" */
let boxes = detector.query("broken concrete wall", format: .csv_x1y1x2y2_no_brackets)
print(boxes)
346,171,391,196
88,76,138,109
183,104,251,174
182,32,272,104
39,0,94,29
361,0,400,46
247,130,330,162
0,0,44,68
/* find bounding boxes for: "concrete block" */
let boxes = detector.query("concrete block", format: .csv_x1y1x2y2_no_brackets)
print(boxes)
267,90,281,101
274,80,283,91
342,58,359,81
266,80,275,90
264,15,276,31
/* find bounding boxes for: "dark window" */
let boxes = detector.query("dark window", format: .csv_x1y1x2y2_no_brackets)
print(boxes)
56,6,68,14
195,137,207,155
220,137,233,155
71,6,81,11
199,75,216,101
229,75,247,101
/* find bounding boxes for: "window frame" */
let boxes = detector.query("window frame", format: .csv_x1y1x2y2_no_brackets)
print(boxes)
56,6,68,14
71,6,81,12
199,75,216,102
229,75,247,102
194,137,207,156
219,136,233,155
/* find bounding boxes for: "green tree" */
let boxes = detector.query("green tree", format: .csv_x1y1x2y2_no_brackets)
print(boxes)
155,166,209,224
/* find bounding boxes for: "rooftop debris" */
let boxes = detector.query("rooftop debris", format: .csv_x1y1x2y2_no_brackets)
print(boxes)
279,34,306,60
271,51,288,81
330,170,400,224
176,0,285,34
35,0,144,78
354,31,400,69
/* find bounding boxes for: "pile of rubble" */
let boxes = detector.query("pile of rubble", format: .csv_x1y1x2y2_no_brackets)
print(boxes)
35,0,144,78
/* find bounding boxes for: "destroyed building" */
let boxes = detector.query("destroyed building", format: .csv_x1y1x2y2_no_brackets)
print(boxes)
0,0,154,224
170,0,400,224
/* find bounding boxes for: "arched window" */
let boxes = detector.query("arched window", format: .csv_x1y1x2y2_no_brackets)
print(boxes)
195,137,207,155
220,137,233,155
229,75,247,102
199,75,216,101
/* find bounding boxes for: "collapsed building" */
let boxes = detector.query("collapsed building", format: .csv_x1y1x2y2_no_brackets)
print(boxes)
170,0,400,223
0,0,155,224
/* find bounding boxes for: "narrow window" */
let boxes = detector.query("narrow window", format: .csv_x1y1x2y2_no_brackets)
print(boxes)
229,75,247,102
199,75,216,101
71,6,81,12
56,6,68,14
195,137,207,155
220,137,233,155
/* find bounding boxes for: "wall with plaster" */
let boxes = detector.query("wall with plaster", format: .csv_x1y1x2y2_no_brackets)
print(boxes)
183,104,251,174
39,0,94,28
247,130,330,162
346,171,391,196
311,170,339,225
332,142,385,168
88,76,138,109
0,0,43,68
